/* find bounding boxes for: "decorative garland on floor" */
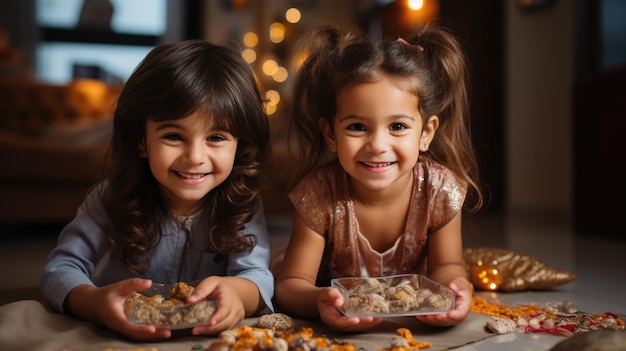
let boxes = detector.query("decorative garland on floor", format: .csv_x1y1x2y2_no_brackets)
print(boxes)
472,296,625,336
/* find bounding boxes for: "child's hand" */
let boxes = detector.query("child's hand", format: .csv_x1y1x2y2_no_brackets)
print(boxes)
317,287,383,332
68,278,172,341
187,276,245,335
416,277,472,327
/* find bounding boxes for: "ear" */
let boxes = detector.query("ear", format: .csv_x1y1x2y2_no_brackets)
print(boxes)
318,118,337,152
420,115,439,152
138,139,148,158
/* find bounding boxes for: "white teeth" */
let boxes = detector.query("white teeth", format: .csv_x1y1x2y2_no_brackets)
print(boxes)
177,171,206,179
362,162,392,167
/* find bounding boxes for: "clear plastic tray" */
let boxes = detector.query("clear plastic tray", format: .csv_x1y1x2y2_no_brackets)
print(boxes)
331,274,455,317
125,282,217,330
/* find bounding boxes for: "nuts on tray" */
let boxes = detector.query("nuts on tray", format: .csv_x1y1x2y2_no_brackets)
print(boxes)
125,281,217,329
332,274,455,317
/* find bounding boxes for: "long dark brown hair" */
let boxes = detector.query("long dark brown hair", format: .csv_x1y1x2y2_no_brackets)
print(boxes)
287,24,482,212
101,39,270,273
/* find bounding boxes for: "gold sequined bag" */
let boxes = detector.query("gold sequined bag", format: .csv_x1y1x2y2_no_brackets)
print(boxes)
464,247,576,292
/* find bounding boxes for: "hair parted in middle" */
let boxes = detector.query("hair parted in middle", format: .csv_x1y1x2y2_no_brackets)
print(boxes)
102,39,270,273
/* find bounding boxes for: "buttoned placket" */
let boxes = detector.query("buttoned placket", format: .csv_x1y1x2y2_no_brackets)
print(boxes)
175,217,194,282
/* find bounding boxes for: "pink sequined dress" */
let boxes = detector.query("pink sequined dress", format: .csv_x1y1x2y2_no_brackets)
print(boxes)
288,158,466,286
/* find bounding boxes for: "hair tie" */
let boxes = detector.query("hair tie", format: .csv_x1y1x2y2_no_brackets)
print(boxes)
396,37,424,52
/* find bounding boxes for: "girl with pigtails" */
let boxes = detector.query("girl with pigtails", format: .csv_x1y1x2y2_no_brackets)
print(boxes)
275,24,483,332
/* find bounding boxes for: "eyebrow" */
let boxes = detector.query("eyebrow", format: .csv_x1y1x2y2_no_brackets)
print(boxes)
154,122,184,131
337,114,416,123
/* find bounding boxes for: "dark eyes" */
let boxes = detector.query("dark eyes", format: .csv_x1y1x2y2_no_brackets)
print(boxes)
345,123,409,132
347,123,366,131
162,133,228,142
390,123,408,131
207,135,227,142
163,133,184,141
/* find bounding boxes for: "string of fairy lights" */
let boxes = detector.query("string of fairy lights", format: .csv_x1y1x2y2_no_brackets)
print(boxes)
236,1,427,117
238,7,302,116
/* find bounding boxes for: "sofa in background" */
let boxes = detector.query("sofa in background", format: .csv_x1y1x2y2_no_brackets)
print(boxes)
0,79,121,228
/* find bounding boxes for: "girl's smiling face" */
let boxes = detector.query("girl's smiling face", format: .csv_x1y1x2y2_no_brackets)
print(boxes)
140,111,238,215
321,76,438,195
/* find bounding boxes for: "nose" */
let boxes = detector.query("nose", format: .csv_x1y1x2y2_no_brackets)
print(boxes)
184,140,205,164
367,130,389,153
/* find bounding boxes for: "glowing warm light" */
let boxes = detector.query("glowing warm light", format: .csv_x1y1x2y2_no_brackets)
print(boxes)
473,267,500,291
272,66,288,82
285,8,301,23
291,52,308,70
265,90,280,105
407,0,424,11
269,22,285,43
241,48,257,63
243,32,258,47
262,59,278,76
265,102,277,115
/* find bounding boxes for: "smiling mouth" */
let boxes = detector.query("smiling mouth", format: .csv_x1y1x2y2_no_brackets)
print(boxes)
361,161,394,167
175,171,209,179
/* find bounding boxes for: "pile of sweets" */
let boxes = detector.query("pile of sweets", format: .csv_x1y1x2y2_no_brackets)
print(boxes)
472,296,625,336
204,313,432,351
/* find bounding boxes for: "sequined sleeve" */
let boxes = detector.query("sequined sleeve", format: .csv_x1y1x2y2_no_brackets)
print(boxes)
287,168,334,236
422,159,467,232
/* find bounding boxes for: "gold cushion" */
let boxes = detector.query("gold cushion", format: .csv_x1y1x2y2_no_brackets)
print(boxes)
464,247,576,292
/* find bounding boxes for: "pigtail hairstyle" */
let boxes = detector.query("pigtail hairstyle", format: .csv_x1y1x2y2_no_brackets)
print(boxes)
103,40,269,274
399,25,482,212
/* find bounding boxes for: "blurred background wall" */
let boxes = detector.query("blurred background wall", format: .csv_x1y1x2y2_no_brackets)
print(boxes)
0,0,624,239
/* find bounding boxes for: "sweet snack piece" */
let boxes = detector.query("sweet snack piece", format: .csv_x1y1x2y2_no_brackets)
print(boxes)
345,293,390,314
256,313,295,337
169,281,195,300
332,274,454,316
486,317,517,334
351,277,387,295
388,328,432,350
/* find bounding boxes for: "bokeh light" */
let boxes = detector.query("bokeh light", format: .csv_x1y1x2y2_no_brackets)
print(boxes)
243,32,258,47
407,0,424,11
272,66,288,82
241,48,256,63
269,22,285,43
262,59,278,76
285,8,301,23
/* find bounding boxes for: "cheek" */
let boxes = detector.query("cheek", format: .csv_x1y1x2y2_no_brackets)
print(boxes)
336,140,359,158
146,146,175,170
214,147,238,170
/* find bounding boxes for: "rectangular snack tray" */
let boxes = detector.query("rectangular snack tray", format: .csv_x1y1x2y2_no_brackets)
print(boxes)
332,274,455,317
126,282,217,330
